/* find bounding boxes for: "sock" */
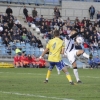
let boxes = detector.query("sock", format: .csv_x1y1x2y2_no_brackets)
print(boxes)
83,52,89,59
73,67,80,82
66,72,72,82
46,70,51,80
56,66,60,74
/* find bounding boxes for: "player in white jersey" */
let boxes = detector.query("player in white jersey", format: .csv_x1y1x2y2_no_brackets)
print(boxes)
64,29,92,83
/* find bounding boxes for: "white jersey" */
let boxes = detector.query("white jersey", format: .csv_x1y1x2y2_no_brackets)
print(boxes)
64,36,75,55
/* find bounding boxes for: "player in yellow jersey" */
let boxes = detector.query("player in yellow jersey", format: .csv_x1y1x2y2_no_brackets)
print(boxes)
39,30,74,85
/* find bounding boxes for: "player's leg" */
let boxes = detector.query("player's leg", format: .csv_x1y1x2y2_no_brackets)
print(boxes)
68,50,81,83
44,62,55,83
76,50,92,59
20,62,23,68
72,61,81,83
16,62,19,68
56,60,74,85
55,66,60,75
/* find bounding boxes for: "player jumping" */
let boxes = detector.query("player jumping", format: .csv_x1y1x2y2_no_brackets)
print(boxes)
64,28,92,83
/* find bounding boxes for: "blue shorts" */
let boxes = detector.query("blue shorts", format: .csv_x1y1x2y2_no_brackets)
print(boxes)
49,60,65,71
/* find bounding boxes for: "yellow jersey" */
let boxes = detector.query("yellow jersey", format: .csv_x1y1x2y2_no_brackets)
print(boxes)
46,37,64,62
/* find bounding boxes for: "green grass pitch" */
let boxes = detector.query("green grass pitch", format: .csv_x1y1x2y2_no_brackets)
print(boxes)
0,68,100,100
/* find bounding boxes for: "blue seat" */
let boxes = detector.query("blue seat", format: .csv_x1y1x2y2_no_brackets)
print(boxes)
0,43,3,47
22,47,26,52
26,48,31,55
34,47,40,57
11,50,16,56
84,48,90,54
0,38,2,43
25,43,31,48
21,42,26,47
16,42,21,48
1,47,7,55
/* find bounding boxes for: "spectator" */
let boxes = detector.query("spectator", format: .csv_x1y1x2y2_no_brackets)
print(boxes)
93,56,100,68
30,38,37,47
3,37,9,46
22,33,29,42
97,11,100,26
36,37,43,48
8,20,13,30
2,14,9,23
12,23,18,33
23,6,28,18
54,23,59,30
40,26,46,35
27,28,32,39
7,44,11,55
6,6,13,17
88,59,95,69
89,5,95,19
14,17,20,24
15,47,21,54
35,15,40,26
54,9,60,18
26,15,34,26
32,7,37,18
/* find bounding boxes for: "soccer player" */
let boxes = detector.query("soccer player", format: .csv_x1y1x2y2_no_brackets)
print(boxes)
39,30,74,85
64,28,92,83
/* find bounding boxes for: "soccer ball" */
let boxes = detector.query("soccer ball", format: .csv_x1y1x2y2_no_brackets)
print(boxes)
76,37,84,44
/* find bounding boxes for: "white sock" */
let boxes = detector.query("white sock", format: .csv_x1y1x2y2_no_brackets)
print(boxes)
56,66,60,75
83,52,89,59
73,69,80,82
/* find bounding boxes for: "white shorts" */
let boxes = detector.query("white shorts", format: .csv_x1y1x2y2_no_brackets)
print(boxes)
66,50,79,64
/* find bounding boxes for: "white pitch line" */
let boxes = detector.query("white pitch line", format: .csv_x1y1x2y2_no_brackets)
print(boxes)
0,71,100,79
0,91,74,100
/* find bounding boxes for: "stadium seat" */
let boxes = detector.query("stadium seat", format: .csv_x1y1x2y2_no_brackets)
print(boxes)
36,27,40,34
84,48,90,54
20,42,26,47
34,47,40,57
25,43,31,48
0,47,7,55
26,48,31,55
16,42,21,48
0,38,2,43
11,50,16,56
0,43,2,47
31,24,36,30
39,48,44,55
22,47,26,52
18,0,28,4
9,42,14,46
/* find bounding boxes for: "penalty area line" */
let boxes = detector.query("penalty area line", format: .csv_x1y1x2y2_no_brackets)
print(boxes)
0,91,74,100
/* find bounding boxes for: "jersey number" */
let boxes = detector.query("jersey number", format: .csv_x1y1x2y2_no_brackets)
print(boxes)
52,42,56,50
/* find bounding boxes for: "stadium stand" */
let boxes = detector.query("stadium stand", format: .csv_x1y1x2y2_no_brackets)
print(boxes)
0,0,100,68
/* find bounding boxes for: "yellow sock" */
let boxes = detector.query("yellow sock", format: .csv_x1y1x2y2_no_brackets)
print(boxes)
66,74,72,82
46,70,51,80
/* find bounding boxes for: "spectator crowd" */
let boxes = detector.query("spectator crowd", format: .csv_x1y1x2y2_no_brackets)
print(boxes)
0,5,100,68
0,6,43,50
24,6,100,51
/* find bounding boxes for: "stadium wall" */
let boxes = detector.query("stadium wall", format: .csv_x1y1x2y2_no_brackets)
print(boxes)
62,1,100,20
0,1,100,20
0,3,61,19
